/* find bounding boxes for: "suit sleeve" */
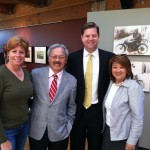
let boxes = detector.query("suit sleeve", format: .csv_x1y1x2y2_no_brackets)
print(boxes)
67,78,77,129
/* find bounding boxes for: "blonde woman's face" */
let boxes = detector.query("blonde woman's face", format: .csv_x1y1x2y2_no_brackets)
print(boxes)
7,45,25,66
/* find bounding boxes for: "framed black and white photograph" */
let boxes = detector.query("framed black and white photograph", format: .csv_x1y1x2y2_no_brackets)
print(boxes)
113,25,150,55
131,61,150,92
34,47,47,64
25,47,32,63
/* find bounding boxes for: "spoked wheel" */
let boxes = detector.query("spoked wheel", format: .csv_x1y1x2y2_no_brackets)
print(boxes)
138,43,148,54
138,80,144,89
116,44,126,54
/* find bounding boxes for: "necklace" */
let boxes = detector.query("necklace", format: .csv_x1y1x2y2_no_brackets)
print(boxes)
114,82,123,86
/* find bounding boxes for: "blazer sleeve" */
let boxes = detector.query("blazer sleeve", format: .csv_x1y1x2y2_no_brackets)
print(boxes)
127,81,144,145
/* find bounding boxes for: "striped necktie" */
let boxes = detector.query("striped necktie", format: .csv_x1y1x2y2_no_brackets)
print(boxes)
49,74,57,101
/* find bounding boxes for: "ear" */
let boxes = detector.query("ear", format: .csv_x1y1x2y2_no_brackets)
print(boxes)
65,57,68,64
81,34,83,42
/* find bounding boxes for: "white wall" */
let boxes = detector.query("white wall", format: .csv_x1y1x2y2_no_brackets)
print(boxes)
87,8,150,149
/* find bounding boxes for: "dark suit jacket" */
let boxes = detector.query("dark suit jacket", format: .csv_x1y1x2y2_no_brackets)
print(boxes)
67,48,114,131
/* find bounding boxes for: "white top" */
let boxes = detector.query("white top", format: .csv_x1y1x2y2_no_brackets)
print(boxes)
105,83,119,126
83,48,99,104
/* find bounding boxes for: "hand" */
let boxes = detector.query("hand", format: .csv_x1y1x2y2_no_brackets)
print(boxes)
0,140,12,150
125,143,135,150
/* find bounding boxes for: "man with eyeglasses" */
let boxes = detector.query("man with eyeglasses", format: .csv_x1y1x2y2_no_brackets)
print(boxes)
29,44,77,150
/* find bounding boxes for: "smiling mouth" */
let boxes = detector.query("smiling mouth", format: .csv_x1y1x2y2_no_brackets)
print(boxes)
54,62,61,65
15,59,22,62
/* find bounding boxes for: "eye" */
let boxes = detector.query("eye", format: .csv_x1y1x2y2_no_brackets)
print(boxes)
49,55,65,59
92,35,98,38
120,66,125,69
49,55,57,59
112,66,117,69
20,51,25,54
12,50,16,53
59,56,65,59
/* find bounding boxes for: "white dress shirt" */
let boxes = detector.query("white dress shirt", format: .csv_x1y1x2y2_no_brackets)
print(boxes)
105,83,119,126
48,68,63,89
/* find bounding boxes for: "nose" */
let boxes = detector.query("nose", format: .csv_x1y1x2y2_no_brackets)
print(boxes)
89,36,93,40
56,57,60,61
116,68,121,72
16,52,20,56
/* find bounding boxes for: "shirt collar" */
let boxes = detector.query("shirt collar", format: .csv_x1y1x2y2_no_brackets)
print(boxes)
48,68,63,79
111,78,131,88
83,48,98,58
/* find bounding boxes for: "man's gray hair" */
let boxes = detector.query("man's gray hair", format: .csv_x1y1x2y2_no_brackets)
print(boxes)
47,44,69,57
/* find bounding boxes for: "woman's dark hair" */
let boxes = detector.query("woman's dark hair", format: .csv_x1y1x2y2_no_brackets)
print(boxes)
109,54,133,82
81,22,100,36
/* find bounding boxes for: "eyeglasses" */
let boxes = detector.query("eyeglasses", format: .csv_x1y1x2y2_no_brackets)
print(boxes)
49,55,66,60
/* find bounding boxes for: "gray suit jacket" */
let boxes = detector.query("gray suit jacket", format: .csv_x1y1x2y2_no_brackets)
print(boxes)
29,66,77,142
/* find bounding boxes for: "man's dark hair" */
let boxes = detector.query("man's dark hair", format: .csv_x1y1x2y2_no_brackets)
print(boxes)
81,22,100,36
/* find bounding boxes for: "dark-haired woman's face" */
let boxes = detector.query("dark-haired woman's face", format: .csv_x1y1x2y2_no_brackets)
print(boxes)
112,62,127,84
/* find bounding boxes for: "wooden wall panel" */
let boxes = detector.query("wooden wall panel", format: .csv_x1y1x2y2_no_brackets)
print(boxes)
134,0,150,8
105,0,121,10
0,0,92,29
0,0,90,20
0,3,91,29
0,0,150,29
106,0,150,10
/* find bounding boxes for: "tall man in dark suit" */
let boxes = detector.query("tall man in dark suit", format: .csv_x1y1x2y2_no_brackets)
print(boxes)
67,22,115,150
29,44,77,150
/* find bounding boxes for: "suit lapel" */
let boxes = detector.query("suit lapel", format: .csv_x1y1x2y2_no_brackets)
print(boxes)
58,70,67,95
98,49,105,82
78,51,84,81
